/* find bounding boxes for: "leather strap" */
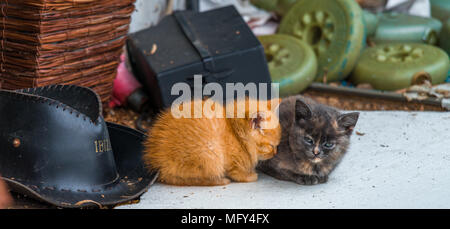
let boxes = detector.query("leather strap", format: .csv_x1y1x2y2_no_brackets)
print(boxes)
173,11,217,73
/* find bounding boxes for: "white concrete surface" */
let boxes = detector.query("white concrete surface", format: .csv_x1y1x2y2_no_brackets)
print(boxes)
117,111,450,209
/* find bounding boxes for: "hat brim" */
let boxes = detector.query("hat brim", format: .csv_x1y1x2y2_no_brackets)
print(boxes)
3,122,158,208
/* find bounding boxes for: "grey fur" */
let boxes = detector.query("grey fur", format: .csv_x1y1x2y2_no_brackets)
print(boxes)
258,95,359,185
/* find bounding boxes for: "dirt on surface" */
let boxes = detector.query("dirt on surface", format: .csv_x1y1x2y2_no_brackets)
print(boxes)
104,107,153,130
104,107,144,128
302,90,445,112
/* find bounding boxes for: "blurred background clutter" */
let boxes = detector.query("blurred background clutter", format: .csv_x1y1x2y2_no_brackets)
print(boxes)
115,0,449,117
2,0,449,209
104,0,450,133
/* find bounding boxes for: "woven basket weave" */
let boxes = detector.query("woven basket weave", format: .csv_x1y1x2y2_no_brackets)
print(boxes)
0,0,136,104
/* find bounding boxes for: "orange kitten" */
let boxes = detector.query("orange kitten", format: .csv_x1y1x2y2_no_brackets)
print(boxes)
143,98,281,186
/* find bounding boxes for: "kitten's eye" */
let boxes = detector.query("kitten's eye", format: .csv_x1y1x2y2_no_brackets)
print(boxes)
303,136,314,145
323,142,335,149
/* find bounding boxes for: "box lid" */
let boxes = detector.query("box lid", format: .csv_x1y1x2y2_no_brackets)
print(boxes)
129,6,262,75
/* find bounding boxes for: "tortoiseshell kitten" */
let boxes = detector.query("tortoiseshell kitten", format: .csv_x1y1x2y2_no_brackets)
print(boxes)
258,95,359,185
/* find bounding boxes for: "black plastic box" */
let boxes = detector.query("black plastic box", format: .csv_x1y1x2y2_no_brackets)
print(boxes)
127,6,272,109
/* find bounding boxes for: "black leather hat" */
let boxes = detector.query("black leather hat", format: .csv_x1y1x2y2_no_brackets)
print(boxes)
0,85,158,208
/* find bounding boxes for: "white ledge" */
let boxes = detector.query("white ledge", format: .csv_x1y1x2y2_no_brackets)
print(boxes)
117,111,450,209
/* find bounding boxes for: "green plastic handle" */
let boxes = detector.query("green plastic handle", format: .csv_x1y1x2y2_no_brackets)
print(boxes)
367,12,442,45
440,19,450,56
430,0,450,23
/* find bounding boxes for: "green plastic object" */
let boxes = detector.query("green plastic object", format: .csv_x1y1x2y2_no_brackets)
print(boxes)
351,43,450,90
363,10,379,37
278,0,365,82
430,0,450,23
440,19,450,56
251,0,298,15
366,12,442,45
258,34,317,97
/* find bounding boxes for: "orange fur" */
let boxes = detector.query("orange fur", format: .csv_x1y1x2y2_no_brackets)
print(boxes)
143,98,281,186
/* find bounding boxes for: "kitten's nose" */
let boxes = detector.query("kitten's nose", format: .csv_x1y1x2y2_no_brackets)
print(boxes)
313,146,320,155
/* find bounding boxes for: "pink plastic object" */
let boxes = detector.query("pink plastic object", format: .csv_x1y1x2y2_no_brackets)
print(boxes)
109,54,142,108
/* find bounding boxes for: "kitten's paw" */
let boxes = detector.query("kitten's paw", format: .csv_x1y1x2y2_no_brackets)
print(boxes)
318,175,328,184
217,178,231,186
295,175,327,185
245,173,258,182
229,172,258,183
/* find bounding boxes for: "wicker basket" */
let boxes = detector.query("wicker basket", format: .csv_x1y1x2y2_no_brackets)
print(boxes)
0,0,136,104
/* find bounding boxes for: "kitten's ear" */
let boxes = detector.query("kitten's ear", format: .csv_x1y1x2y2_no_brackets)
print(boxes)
250,112,265,130
337,112,359,133
295,99,312,122
267,98,282,110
